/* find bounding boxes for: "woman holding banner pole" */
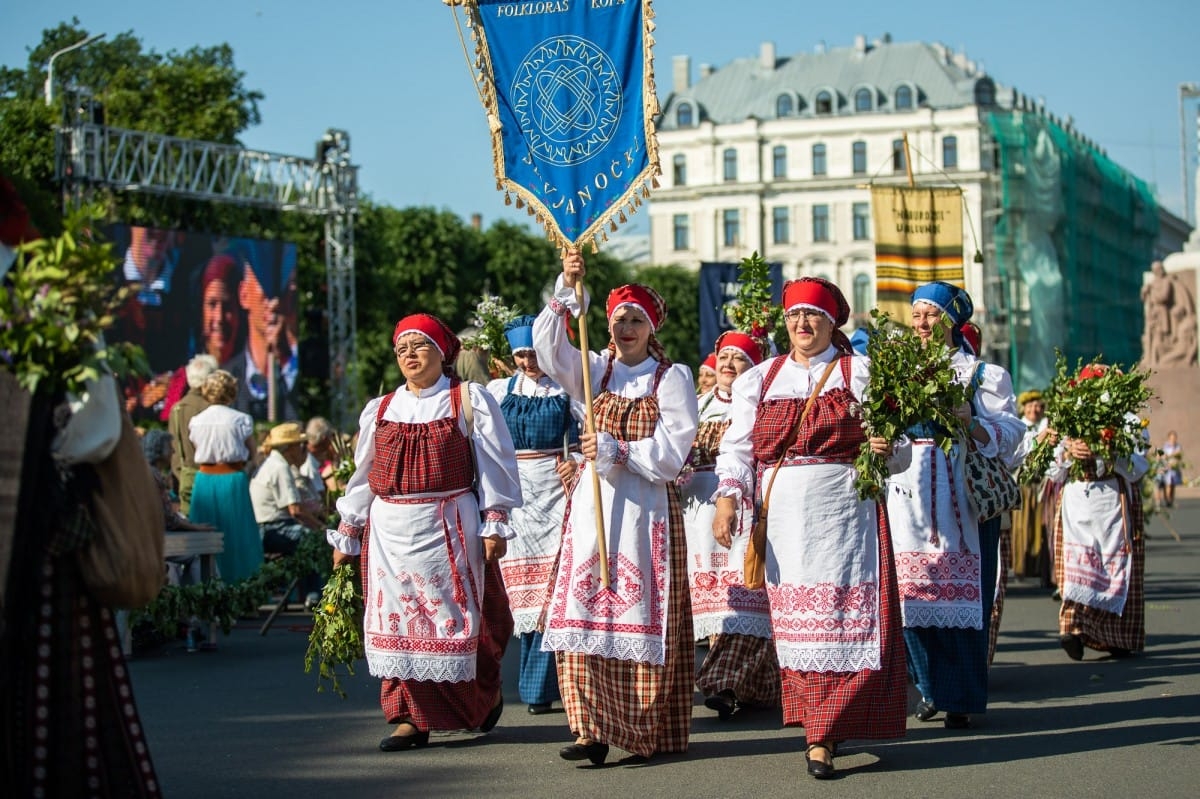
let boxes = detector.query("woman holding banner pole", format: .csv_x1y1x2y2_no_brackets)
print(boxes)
533,251,698,765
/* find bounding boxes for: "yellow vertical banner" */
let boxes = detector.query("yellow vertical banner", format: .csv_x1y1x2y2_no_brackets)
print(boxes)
871,186,965,321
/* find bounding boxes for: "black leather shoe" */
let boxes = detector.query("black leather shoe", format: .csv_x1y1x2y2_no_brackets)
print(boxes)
559,741,609,765
379,728,429,751
1107,647,1134,659
914,698,937,721
1060,633,1084,661
480,695,504,732
527,702,553,715
805,744,835,779
943,712,971,729
704,691,737,721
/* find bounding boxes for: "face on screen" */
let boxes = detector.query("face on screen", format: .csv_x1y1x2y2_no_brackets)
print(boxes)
202,278,240,363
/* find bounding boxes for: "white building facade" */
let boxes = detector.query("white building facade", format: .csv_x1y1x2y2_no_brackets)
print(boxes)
651,36,997,328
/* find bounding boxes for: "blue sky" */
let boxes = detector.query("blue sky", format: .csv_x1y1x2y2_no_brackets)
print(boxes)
3,0,1198,231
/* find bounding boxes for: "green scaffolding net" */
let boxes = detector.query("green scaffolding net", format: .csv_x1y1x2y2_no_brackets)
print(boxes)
988,111,1159,391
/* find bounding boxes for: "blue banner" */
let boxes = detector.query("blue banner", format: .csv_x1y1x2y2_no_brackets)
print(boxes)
698,261,783,362
465,0,659,249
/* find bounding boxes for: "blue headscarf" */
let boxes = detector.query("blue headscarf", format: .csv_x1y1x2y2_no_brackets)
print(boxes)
503,314,537,353
849,327,871,355
911,281,975,353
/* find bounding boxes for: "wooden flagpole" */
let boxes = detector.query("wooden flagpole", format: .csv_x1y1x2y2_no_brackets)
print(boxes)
573,278,611,589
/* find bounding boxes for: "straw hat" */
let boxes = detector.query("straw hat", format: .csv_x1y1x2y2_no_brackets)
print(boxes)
265,421,307,449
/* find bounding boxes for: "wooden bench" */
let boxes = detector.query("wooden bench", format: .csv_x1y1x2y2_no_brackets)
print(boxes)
118,530,225,655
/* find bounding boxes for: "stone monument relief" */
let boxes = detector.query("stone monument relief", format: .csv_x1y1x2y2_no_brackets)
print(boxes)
1144,244,1200,486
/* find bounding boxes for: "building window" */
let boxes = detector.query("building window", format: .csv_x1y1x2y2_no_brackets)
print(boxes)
676,102,693,127
672,214,689,251
772,145,787,179
895,85,913,110
852,202,870,240
892,139,906,173
723,148,738,181
854,88,873,112
943,135,958,170
975,78,996,107
812,205,830,242
723,209,740,247
776,93,794,117
852,141,867,175
812,143,827,176
815,90,833,115
772,206,790,244
853,273,873,316
672,152,691,184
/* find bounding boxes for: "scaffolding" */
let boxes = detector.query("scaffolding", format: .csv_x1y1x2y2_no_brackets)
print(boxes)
986,110,1159,390
56,94,360,427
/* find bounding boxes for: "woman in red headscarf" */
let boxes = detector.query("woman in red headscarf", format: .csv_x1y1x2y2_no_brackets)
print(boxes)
328,313,522,751
533,252,698,765
684,330,781,721
711,277,908,780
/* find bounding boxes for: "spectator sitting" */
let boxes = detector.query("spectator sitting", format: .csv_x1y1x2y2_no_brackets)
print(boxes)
300,416,335,503
250,421,325,608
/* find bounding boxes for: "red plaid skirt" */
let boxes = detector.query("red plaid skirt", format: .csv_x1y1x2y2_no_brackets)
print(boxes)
377,561,513,730
778,499,908,743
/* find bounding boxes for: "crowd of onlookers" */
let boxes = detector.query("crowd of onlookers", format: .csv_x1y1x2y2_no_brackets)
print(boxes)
137,353,348,624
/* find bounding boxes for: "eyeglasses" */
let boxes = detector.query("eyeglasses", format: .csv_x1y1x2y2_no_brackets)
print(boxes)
784,309,827,323
394,342,434,358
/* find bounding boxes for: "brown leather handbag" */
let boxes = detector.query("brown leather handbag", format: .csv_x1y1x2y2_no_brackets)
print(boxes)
744,357,839,590
77,411,167,608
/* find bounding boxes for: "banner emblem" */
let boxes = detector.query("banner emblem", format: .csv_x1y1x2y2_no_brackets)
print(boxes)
514,36,621,166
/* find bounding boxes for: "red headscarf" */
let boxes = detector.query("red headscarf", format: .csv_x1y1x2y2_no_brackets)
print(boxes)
699,353,717,373
393,313,461,364
782,277,849,326
714,331,766,366
959,322,982,356
606,284,667,330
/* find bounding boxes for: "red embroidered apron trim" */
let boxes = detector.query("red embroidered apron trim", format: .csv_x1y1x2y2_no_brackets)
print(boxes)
378,488,480,611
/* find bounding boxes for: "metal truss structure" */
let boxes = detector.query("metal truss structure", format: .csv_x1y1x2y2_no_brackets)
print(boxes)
56,97,360,427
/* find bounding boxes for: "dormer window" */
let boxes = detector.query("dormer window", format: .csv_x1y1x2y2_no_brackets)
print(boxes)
854,88,873,112
676,102,694,127
974,78,996,107
776,93,794,117
895,85,913,110
815,90,833,115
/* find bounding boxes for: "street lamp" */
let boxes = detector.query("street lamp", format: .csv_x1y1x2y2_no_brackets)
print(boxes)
1181,82,1200,226
44,33,105,108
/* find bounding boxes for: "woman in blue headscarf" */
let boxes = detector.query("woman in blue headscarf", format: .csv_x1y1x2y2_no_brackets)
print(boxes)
886,282,1023,730
486,315,583,715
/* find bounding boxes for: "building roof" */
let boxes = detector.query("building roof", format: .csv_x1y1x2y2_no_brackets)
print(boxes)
659,37,1003,130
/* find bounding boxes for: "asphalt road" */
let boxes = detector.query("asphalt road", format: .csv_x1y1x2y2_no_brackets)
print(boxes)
129,493,1200,799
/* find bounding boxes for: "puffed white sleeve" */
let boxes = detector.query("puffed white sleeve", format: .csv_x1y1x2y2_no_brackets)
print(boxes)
485,377,510,406
713,364,764,501
468,383,523,539
533,275,606,404
327,396,384,556
973,362,1024,462
596,363,697,484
